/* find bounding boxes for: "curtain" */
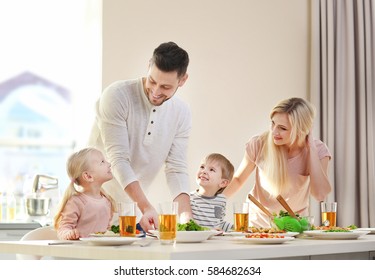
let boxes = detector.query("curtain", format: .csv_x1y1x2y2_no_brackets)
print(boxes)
310,0,375,227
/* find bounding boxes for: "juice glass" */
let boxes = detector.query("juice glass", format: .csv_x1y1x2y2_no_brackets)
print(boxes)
118,202,137,237
233,202,249,232
158,201,178,244
320,202,337,227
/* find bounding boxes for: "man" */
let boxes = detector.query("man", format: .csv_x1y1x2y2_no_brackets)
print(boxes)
88,42,193,232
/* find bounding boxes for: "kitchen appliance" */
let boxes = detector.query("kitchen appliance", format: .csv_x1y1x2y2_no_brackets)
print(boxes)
25,174,60,220
25,196,50,216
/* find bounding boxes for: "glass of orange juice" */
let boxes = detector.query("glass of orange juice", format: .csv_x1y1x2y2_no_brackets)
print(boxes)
158,201,178,245
118,202,137,237
320,202,337,227
233,202,249,232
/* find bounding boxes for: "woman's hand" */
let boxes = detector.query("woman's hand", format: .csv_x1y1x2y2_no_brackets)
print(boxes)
305,131,315,150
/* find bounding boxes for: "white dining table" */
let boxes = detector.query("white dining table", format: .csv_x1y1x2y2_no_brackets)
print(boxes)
0,234,375,260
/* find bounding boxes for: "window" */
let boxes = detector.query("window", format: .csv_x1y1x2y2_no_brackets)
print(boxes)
0,0,102,220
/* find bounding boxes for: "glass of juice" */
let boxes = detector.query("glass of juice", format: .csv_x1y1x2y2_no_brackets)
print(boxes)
233,202,249,232
118,202,137,237
320,202,337,227
158,201,178,245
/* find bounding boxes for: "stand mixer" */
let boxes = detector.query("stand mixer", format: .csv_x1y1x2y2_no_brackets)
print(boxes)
25,174,60,225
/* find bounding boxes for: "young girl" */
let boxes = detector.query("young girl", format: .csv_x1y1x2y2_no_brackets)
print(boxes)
190,153,235,232
53,148,116,240
224,97,332,228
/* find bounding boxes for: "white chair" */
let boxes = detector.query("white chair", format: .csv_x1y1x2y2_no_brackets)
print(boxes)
16,225,58,260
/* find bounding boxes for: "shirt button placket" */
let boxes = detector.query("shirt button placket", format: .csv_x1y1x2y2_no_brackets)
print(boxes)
149,108,156,135
146,108,156,140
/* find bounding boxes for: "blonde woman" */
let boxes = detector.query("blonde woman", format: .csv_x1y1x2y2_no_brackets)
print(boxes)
223,97,332,228
53,148,116,240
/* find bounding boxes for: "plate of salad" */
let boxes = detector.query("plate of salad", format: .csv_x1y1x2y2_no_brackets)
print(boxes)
303,228,370,240
89,225,143,237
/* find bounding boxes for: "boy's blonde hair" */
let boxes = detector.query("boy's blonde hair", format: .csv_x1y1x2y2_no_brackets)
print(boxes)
53,147,116,229
260,97,315,195
203,153,234,195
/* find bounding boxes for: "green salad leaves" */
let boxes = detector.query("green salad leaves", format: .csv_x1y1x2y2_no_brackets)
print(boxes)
177,219,209,231
110,225,120,233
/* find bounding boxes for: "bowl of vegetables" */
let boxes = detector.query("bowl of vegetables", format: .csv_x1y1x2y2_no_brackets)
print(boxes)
270,211,314,233
176,220,218,242
150,219,217,243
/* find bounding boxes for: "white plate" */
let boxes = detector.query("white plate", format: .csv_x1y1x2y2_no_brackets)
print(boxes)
207,230,224,238
89,233,144,238
234,236,295,244
149,230,216,243
79,237,139,246
303,230,371,240
355,228,375,234
89,233,120,237
223,231,248,237
281,232,300,237
225,231,299,237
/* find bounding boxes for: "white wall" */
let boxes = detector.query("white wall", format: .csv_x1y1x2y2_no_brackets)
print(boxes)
102,0,310,220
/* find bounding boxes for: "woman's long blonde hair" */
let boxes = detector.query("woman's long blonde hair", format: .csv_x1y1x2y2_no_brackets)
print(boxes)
53,147,116,229
260,97,315,195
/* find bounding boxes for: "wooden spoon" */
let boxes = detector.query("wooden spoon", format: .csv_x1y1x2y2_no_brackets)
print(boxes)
276,194,299,219
247,194,273,218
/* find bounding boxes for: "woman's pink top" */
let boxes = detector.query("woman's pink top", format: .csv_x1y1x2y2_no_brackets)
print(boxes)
57,193,113,240
246,135,331,228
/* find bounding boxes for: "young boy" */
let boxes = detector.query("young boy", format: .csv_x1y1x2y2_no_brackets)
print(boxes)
190,153,234,232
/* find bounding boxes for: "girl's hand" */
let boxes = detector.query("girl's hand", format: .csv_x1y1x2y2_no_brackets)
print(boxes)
66,229,80,240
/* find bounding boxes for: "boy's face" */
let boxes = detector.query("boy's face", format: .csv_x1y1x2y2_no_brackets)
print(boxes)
196,159,228,196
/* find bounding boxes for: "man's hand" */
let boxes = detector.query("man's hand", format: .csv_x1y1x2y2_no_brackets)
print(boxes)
139,207,158,232
125,181,159,232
